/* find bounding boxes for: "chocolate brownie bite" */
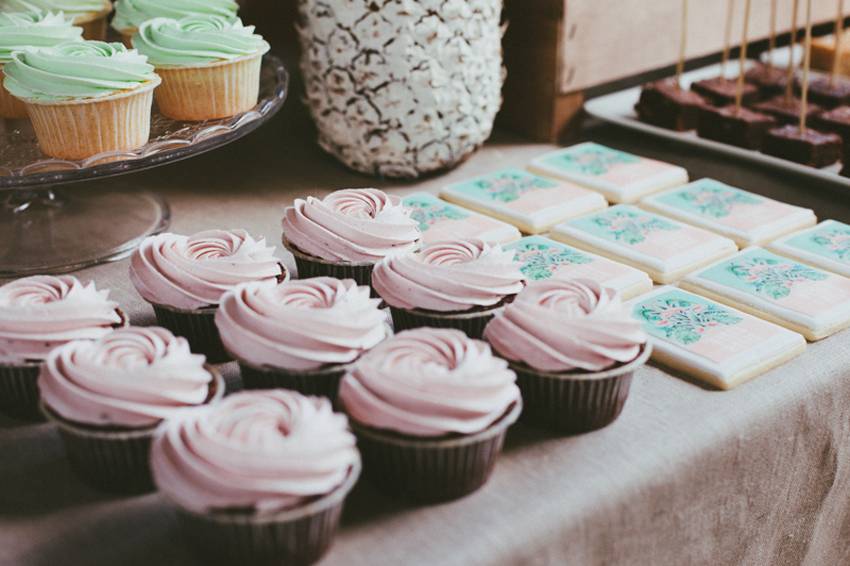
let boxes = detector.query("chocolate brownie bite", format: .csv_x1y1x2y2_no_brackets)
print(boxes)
762,124,842,167
744,62,788,99
812,105,850,140
634,78,707,131
797,73,850,109
696,104,778,149
692,76,759,106
750,95,823,125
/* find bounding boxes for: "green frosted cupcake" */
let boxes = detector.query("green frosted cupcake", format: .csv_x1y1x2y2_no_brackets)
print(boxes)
111,0,238,46
0,0,113,39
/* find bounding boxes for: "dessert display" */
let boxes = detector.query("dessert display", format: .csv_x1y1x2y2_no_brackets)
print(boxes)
372,239,525,339
768,219,850,277
484,278,649,432
761,124,842,166
0,0,113,40
151,390,360,565
38,326,223,492
338,327,521,501
281,188,421,293
112,0,239,45
626,286,806,389
0,10,81,118
402,192,521,245
129,229,285,362
504,235,653,300
2,40,161,159
681,247,850,341
132,15,270,121
215,277,387,400
550,204,737,284
692,76,759,107
640,178,817,247
634,77,707,131
0,275,125,419
749,95,822,126
440,167,607,234
696,104,778,149
528,142,688,203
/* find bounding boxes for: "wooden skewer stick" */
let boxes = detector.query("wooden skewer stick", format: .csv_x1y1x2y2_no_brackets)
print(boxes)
786,0,800,102
830,0,845,86
735,0,752,111
676,0,688,88
801,0,813,133
768,0,777,68
721,0,735,76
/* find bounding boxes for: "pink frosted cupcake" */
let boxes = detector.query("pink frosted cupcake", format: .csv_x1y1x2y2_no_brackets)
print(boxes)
130,229,286,362
0,275,125,420
281,188,420,293
38,326,223,493
216,277,387,400
372,238,525,338
151,390,360,565
339,327,521,502
484,279,650,433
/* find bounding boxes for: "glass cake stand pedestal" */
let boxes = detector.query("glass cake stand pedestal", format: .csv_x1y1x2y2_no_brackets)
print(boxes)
0,54,288,277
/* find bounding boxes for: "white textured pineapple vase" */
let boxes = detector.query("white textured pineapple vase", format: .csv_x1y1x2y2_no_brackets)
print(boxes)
297,0,505,179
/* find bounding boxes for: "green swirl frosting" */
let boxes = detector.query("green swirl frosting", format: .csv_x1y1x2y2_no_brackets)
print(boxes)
0,11,82,64
0,0,109,20
112,0,238,33
133,16,270,67
3,40,158,101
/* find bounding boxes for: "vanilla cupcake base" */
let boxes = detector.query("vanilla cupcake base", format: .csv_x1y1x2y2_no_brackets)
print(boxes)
0,67,28,119
23,77,161,160
74,3,114,41
154,53,264,121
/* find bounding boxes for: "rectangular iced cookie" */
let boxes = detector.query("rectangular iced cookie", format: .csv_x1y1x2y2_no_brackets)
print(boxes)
626,286,805,390
527,142,688,203
402,192,521,245
439,167,607,234
550,204,737,284
767,220,850,278
504,235,652,300
680,247,850,340
641,178,816,247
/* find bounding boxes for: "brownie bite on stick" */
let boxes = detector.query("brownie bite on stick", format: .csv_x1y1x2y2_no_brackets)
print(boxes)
750,95,823,125
692,76,759,106
635,78,707,131
762,124,842,167
697,104,777,149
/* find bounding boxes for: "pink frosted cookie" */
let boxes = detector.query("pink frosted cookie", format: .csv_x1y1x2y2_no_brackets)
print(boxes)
401,192,521,244
640,178,816,247
439,167,606,233
767,220,850,278
528,142,688,203
550,204,737,284
626,286,805,389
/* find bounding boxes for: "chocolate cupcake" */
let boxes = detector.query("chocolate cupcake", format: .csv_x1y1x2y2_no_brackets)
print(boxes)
372,238,525,339
130,229,286,363
38,326,223,493
151,390,360,566
0,275,126,420
484,278,650,434
281,188,421,294
216,277,388,400
339,327,522,502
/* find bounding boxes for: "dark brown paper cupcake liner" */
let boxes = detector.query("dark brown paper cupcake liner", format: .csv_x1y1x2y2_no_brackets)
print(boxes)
0,361,43,421
284,239,377,296
42,367,224,494
350,400,521,502
389,306,500,339
153,304,230,363
510,342,652,434
174,459,361,566
238,360,349,402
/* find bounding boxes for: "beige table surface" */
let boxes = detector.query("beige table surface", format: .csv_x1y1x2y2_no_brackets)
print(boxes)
3,108,850,566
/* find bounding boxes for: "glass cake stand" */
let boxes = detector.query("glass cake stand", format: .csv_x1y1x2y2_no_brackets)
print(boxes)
0,54,289,277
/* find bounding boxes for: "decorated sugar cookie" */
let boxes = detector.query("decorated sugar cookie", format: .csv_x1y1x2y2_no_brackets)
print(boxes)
768,220,850,278
402,193,521,245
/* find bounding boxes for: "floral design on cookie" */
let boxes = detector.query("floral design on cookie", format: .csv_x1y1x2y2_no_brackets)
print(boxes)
473,171,557,203
727,256,828,299
512,241,591,281
404,196,469,232
552,145,640,176
811,228,850,262
676,185,762,218
591,209,679,245
635,296,742,345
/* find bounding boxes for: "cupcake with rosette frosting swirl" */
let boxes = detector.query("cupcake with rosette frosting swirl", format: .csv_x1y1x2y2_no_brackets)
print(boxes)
0,275,125,419
131,14,269,120
215,276,387,399
372,238,525,338
0,0,114,40
112,0,239,45
338,327,521,501
130,228,286,362
151,390,360,565
0,10,82,118
484,278,650,433
38,325,223,493
282,188,421,294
